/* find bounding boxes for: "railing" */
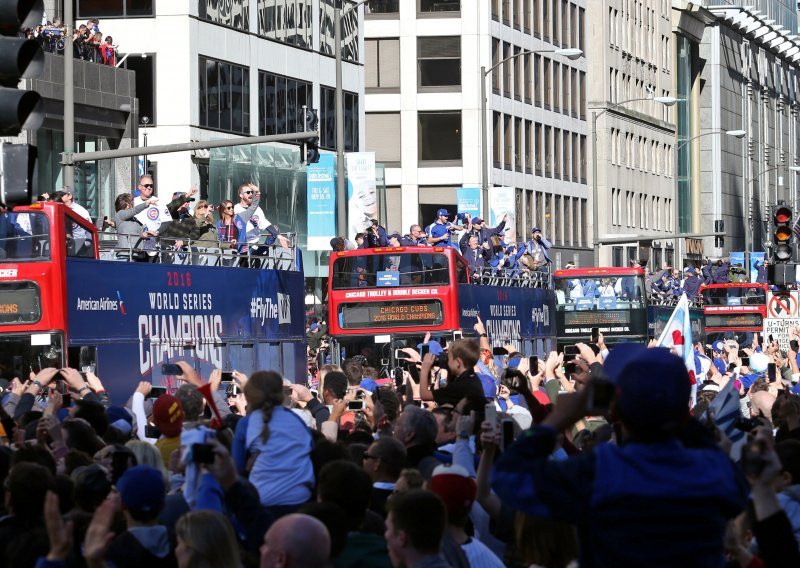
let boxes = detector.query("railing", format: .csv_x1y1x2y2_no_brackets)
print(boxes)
96,232,298,271
471,266,550,288
647,293,704,309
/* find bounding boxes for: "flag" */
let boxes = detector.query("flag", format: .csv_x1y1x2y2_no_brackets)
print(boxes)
703,378,746,461
656,294,696,382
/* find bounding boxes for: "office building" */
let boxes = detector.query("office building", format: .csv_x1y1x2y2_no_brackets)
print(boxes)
364,0,591,266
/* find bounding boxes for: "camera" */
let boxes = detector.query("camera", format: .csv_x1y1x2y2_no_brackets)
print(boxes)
191,443,215,464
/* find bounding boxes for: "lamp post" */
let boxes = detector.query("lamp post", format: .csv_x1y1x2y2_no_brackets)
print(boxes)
744,164,800,270
335,0,371,239
674,129,746,266
480,47,582,220
591,96,677,266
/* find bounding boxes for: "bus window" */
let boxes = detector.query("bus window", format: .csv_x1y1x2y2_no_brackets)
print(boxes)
456,258,468,284
0,212,50,261
64,213,95,258
553,274,645,310
332,252,450,289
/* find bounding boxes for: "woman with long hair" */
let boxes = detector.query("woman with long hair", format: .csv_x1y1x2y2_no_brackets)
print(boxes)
216,200,238,248
232,371,314,515
175,511,241,568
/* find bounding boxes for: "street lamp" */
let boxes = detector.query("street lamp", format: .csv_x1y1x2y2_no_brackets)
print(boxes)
335,0,371,238
480,47,583,219
743,164,800,269
675,129,746,151
591,96,677,266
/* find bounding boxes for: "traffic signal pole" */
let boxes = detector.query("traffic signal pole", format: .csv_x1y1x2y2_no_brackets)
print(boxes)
60,131,320,165
63,0,74,191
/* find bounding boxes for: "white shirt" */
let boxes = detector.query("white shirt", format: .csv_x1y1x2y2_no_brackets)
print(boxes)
70,201,91,222
461,538,505,568
234,203,270,244
569,279,584,299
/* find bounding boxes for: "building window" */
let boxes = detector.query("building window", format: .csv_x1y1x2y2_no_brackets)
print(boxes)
503,42,511,97
513,47,522,100
201,0,251,33
525,120,533,174
366,113,401,165
366,0,400,16
419,111,462,163
419,0,459,14
543,57,551,110
493,112,502,168
258,71,312,137
544,125,552,177
77,0,153,17
543,0,550,41
534,54,541,107
320,86,359,151
320,0,358,61
554,129,562,179
514,117,522,172
504,114,512,170
417,36,461,89
572,132,579,181
257,0,312,47
122,54,156,124
366,38,400,90
199,56,250,134
523,52,532,103
492,38,500,94
535,123,543,176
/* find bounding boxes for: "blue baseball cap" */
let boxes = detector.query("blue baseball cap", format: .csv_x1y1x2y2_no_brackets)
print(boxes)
531,227,541,233
437,208,450,217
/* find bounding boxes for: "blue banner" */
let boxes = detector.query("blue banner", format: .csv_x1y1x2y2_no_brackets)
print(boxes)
457,285,556,352
307,154,336,251
457,187,482,220
749,252,765,283
730,251,745,275
66,259,306,402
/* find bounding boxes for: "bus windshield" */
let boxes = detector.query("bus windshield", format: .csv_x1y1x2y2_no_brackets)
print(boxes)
0,212,50,262
702,286,766,306
331,252,451,289
553,274,646,310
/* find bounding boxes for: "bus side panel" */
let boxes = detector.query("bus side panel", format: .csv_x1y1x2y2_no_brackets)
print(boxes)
457,285,556,351
65,259,306,402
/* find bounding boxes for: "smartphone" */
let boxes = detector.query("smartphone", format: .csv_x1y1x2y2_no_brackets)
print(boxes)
453,330,463,340
564,345,580,357
791,340,800,352
705,347,714,359
587,379,616,415
419,344,430,358
393,367,403,388
347,399,365,412
55,380,70,396
727,362,737,373
161,363,183,376
769,334,774,344
741,356,750,368
222,381,239,397
492,347,508,356
564,361,578,376
485,403,498,436
192,443,215,464
394,348,405,361
529,356,538,371
148,385,167,399
767,362,777,383
501,419,515,451
590,327,600,343
220,371,234,381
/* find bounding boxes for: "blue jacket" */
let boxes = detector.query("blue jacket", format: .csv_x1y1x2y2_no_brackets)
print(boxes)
683,275,702,299
779,484,800,548
491,425,747,567
713,262,730,284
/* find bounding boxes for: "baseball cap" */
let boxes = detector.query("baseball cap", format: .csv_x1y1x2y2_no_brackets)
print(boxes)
152,394,184,438
712,340,725,353
106,405,133,436
749,352,770,374
531,227,541,233
388,233,402,241
472,217,483,224
604,345,691,433
116,465,166,516
309,323,320,332
430,464,476,516
436,208,450,217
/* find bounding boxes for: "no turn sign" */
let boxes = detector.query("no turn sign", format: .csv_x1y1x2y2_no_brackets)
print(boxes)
767,291,800,319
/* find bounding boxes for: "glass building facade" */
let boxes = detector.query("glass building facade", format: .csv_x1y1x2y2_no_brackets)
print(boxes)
675,35,693,234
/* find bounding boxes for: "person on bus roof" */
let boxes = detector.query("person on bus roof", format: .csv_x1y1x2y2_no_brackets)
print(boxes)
365,219,388,248
713,258,730,284
701,258,714,284
754,259,768,284
459,234,489,278
463,213,507,247
683,267,702,300
524,227,552,272
401,224,428,247
426,209,458,249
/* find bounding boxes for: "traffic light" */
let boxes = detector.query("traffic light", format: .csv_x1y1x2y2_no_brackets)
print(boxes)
772,204,793,262
0,142,38,206
304,108,320,165
0,0,45,136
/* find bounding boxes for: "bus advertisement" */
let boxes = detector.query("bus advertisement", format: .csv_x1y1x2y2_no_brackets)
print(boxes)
701,282,767,346
0,202,306,403
327,246,556,367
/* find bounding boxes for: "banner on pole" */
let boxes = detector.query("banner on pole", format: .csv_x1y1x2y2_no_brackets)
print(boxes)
306,154,337,251
488,186,516,244
346,152,377,240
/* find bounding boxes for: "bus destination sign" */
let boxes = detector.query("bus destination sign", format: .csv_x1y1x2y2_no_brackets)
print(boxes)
340,300,444,329
0,282,40,324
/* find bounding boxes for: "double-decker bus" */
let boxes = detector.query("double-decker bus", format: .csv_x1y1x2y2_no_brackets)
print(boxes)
553,267,704,349
327,246,556,367
700,282,768,346
0,202,306,403
552,267,649,349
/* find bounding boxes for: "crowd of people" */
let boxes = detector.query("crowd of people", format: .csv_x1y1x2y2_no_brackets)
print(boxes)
2,319,800,566
25,18,116,66
330,210,553,285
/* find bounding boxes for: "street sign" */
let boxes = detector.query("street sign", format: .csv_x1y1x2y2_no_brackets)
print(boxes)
767,291,799,318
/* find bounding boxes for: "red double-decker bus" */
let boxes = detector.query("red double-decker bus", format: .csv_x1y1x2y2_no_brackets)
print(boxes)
700,282,768,346
327,246,557,367
0,202,306,403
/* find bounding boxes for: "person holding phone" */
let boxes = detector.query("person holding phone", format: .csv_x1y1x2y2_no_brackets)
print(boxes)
491,345,748,566
419,339,486,412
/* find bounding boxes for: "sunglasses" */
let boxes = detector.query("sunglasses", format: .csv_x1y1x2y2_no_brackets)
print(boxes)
242,191,253,195
197,205,209,209
224,206,233,211
142,184,153,188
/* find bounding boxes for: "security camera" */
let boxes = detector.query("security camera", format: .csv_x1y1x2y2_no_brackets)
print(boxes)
141,116,150,125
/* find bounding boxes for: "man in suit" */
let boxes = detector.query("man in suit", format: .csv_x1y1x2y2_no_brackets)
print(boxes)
362,436,407,519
